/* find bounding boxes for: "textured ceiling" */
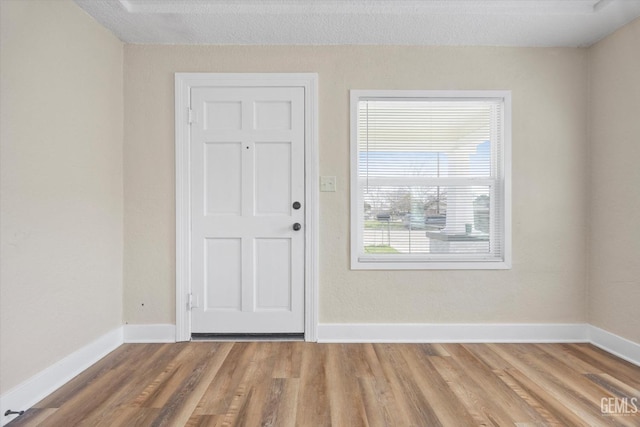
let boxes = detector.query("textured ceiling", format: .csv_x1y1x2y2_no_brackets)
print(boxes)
74,0,640,46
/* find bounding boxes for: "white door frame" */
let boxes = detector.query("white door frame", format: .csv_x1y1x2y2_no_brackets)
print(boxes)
175,73,319,342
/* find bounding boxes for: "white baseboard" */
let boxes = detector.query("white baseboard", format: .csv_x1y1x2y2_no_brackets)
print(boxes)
317,323,589,343
123,324,176,343
0,327,123,426
588,326,640,367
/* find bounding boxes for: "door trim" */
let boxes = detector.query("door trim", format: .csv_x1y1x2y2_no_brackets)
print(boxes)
175,73,319,342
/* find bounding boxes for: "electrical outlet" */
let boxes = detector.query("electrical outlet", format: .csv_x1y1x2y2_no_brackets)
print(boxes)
320,176,336,192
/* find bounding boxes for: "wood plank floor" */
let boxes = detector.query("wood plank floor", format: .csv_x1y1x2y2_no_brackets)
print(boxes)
8,342,640,426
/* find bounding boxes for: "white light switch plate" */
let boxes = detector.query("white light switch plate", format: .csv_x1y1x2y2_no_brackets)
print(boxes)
320,176,336,192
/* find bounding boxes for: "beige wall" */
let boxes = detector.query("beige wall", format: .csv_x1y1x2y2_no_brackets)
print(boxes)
124,45,588,325
588,18,640,343
0,0,123,393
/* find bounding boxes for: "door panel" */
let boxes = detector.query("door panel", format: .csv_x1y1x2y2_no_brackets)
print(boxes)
204,142,242,215
204,101,242,130
254,101,292,130
255,142,291,215
255,238,292,310
190,86,305,334
205,238,242,310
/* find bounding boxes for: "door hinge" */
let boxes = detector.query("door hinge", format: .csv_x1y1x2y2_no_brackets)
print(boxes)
188,108,197,124
188,293,199,310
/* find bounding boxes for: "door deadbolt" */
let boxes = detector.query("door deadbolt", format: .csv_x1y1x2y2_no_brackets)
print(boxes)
292,201,301,210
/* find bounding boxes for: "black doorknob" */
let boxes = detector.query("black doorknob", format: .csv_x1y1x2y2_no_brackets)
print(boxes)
292,201,301,210
293,223,302,231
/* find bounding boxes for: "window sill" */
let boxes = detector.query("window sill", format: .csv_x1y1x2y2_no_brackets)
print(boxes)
351,259,512,270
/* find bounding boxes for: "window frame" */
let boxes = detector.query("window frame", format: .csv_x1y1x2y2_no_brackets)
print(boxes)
350,90,512,270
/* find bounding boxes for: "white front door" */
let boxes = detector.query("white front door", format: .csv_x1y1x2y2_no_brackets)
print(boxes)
190,86,305,334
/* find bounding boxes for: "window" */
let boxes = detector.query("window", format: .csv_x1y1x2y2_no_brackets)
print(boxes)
350,90,511,269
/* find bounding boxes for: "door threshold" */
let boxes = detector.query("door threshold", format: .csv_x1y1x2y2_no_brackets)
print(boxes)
191,333,304,342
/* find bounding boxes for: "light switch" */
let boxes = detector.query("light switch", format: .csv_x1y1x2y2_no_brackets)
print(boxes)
320,176,336,192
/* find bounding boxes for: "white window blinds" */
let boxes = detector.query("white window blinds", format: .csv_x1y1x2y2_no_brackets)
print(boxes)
351,92,511,269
